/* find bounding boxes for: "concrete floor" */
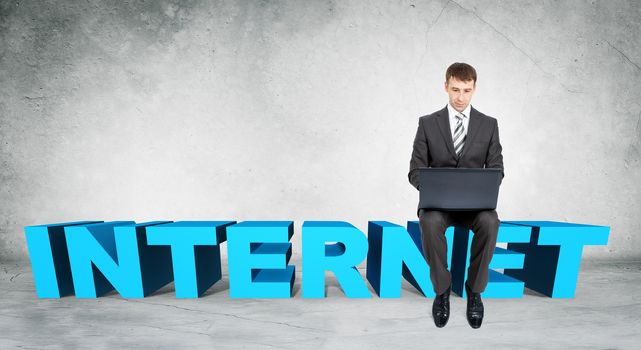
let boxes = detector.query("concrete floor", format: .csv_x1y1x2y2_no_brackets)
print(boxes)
1,259,640,349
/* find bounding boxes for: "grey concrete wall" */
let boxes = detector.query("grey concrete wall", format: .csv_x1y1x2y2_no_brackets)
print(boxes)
1,0,639,262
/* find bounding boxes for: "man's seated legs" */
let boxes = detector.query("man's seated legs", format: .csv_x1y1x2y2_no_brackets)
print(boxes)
463,209,499,329
418,209,452,295
466,209,500,293
419,209,454,327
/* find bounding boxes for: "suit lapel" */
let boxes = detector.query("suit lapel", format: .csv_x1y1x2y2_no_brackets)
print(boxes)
435,105,457,158
459,106,482,158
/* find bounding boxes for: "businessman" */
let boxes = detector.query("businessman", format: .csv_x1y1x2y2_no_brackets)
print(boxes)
408,63,504,329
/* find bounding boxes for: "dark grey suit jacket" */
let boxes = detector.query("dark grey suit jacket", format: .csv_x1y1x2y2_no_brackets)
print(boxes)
408,105,504,192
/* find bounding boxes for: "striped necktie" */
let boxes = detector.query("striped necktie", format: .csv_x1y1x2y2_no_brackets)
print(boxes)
453,113,466,157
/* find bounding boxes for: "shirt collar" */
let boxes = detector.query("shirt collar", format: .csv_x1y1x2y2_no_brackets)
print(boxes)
447,103,471,119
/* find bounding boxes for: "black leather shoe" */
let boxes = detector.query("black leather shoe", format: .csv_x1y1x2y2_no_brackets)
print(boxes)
465,281,484,329
432,285,451,328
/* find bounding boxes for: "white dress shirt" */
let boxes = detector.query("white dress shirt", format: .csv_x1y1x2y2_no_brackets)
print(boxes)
447,103,471,140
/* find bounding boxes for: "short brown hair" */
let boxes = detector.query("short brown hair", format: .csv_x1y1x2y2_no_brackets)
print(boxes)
445,62,477,85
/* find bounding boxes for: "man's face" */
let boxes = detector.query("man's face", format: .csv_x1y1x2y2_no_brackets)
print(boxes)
444,76,476,112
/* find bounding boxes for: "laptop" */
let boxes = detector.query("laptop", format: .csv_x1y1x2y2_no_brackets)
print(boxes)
418,168,502,211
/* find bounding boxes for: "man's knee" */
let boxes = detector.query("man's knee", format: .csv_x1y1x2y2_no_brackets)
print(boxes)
473,210,500,233
419,210,448,230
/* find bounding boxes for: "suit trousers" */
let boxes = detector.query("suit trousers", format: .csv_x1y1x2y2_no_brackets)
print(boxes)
418,208,500,295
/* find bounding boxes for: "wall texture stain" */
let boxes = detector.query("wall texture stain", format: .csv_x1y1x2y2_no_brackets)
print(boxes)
1,0,640,262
